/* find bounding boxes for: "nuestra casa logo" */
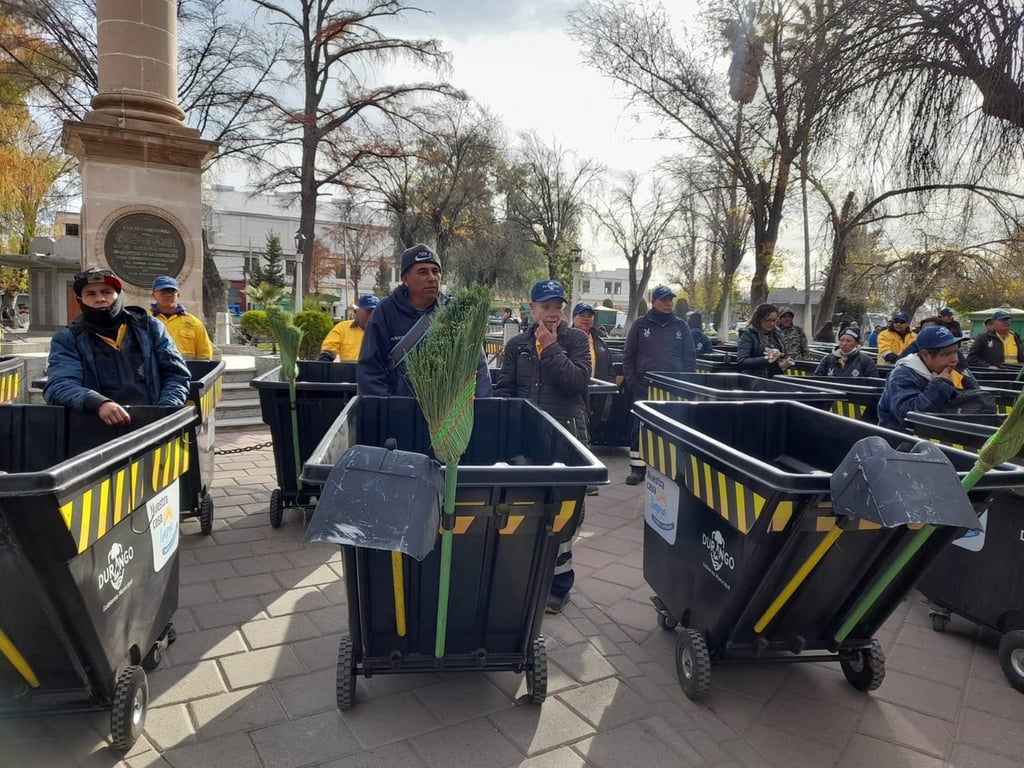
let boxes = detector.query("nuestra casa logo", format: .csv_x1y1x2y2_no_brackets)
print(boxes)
98,541,135,592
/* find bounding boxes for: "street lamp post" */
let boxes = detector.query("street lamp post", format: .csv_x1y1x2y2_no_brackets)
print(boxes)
570,246,583,307
293,231,305,313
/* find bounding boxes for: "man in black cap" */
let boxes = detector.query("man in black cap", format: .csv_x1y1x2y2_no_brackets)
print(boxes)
622,286,695,485
967,310,1024,368
357,243,492,397
45,268,190,425
938,307,962,338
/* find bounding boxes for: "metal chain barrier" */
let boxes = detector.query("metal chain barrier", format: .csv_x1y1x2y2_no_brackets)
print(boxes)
214,440,274,456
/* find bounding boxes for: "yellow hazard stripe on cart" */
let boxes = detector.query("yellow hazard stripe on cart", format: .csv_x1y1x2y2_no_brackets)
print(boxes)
57,435,188,554
436,499,578,535
0,371,20,403
186,377,224,423
830,400,867,419
645,385,683,401
639,426,891,536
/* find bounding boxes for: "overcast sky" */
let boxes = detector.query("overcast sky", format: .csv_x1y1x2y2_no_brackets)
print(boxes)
397,0,680,177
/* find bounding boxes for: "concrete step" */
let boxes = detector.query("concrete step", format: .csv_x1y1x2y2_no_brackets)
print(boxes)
216,415,269,432
214,397,262,421
222,366,258,385
221,380,258,401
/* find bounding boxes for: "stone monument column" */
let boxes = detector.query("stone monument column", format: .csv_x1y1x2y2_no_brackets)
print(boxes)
61,0,218,317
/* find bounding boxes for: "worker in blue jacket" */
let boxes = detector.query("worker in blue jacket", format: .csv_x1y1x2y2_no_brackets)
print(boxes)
45,268,190,425
357,244,492,398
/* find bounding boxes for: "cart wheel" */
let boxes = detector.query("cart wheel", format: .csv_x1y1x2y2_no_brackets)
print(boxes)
675,628,711,700
199,494,214,535
526,634,548,704
998,630,1024,693
657,612,678,631
110,665,148,752
930,612,950,633
840,639,886,692
336,635,356,711
141,644,162,671
269,488,283,528
166,626,177,645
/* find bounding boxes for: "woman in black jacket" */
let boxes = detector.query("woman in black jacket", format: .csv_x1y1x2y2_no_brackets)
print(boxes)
735,303,792,377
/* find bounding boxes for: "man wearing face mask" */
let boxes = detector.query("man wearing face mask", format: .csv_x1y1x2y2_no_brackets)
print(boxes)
496,279,591,614
44,268,190,426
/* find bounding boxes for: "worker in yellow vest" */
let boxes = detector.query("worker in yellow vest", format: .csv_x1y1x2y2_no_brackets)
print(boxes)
150,275,214,360
320,294,379,362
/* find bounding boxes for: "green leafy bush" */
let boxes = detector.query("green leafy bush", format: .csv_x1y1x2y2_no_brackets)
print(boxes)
295,310,335,359
239,310,271,345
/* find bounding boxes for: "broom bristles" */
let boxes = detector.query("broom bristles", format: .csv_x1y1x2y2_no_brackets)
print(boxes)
267,306,304,381
405,285,492,465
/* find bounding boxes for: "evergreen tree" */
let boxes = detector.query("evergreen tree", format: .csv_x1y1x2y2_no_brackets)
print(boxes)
249,232,288,289
373,257,393,299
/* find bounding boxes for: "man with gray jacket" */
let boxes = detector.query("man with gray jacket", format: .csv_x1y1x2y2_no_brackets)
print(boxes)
496,279,591,614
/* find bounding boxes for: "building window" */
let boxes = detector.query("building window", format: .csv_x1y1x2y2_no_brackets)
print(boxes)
614,282,622,295
582,279,590,293
604,281,612,294
64,223,80,236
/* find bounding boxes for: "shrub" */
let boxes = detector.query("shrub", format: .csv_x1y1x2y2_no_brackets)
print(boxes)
239,310,271,345
295,310,335,359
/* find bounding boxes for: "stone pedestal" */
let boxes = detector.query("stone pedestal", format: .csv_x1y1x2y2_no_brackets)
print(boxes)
59,0,218,317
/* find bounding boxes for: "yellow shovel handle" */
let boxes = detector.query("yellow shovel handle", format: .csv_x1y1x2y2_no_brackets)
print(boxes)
754,526,843,634
391,552,407,637
0,629,39,688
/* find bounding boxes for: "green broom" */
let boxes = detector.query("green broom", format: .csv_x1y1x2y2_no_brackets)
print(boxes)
834,386,1024,644
267,307,305,502
404,284,492,658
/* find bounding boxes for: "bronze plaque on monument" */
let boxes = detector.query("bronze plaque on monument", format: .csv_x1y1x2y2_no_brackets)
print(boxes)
104,213,186,287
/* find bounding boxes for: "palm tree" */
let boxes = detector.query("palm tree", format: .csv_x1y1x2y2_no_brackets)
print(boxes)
247,281,287,310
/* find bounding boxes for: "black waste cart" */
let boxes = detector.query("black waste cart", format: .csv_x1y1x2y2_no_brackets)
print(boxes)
301,396,607,709
0,404,197,750
633,399,1024,700
644,371,843,407
590,362,632,447
0,355,25,403
905,410,1024,693
250,361,358,527
181,359,225,534
796,375,886,422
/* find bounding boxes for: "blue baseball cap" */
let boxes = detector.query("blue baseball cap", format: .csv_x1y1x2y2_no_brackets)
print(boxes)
572,302,594,316
531,280,565,303
651,286,676,301
152,275,179,291
916,326,959,350
892,311,910,322
991,310,1012,321
355,295,379,310
939,307,954,317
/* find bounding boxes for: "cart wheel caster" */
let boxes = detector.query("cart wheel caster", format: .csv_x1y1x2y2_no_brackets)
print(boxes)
269,488,283,528
141,644,162,671
336,635,356,711
526,634,548,704
166,626,176,645
998,630,1024,693
840,639,886,692
199,494,214,535
930,612,950,633
657,612,678,631
675,628,711,700
110,665,148,752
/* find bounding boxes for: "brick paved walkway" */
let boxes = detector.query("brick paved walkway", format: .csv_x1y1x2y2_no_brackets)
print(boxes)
1,430,1020,767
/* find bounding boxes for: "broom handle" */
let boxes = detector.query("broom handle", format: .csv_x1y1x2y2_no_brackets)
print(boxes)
288,379,302,496
435,465,458,658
